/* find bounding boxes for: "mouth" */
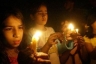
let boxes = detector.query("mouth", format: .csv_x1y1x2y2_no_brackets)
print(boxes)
13,40,21,45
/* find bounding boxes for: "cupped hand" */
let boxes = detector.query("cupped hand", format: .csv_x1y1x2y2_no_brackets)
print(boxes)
47,32,64,46
31,52,50,63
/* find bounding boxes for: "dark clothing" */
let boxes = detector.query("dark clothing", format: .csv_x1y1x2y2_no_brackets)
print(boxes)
0,51,34,64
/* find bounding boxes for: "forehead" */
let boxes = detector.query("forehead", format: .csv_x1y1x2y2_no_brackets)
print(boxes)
4,15,22,26
61,20,69,25
37,5,47,11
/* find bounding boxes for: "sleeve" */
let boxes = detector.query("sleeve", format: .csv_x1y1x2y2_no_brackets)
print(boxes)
48,27,55,33
48,45,60,64
48,44,58,54
49,53,60,64
57,39,73,54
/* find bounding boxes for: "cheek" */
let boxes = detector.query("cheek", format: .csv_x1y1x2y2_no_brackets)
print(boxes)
92,24,96,29
20,30,23,39
34,16,42,22
3,32,13,43
46,15,48,20
17,30,23,40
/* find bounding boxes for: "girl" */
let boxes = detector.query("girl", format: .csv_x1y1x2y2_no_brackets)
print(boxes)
28,1,60,64
0,7,50,64
58,19,89,64
0,8,33,64
0,7,34,64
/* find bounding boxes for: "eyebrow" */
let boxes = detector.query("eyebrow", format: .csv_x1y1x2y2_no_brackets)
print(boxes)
37,10,47,12
5,24,23,27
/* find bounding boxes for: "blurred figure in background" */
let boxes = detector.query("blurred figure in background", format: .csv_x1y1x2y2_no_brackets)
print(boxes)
57,19,89,64
84,11,96,64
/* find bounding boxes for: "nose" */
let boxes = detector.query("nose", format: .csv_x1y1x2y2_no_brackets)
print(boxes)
13,28,19,38
42,13,47,17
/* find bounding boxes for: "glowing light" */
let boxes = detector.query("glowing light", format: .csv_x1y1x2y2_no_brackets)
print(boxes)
76,29,78,33
68,23,74,31
32,30,42,42
31,30,42,53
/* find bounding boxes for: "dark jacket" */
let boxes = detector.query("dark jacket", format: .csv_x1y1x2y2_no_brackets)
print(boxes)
0,51,35,64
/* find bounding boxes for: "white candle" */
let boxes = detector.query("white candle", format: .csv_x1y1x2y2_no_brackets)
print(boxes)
31,30,42,53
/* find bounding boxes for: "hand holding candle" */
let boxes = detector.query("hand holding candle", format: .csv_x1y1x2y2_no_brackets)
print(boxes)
67,23,79,40
31,30,42,53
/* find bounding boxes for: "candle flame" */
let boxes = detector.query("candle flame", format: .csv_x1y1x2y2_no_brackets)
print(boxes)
68,23,74,31
32,30,42,42
76,29,78,33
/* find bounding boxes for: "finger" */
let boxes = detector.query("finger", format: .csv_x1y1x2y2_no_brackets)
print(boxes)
74,43,78,47
30,54,36,60
66,36,73,40
49,34,58,40
37,58,50,62
36,52,48,57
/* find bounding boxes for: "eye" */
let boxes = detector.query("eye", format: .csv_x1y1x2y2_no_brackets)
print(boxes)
38,12,43,15
18,26,23,29
4,27,12,31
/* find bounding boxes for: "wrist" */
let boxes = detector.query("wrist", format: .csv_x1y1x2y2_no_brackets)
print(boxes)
46,42,52,47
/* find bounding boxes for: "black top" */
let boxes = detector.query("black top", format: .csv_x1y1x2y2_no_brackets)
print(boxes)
0,51,34,64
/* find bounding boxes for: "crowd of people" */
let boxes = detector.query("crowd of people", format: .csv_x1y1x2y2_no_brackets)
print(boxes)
0,0,96,64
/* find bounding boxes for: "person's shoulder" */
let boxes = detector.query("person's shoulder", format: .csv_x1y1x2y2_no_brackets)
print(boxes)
83,35,91,43
46,27,54,31
29,27,34,32
83,35,87,38
46,27,55,33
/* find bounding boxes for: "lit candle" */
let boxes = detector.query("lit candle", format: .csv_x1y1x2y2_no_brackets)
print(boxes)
31,30,42,53
68,23,74,31
75,29,79,33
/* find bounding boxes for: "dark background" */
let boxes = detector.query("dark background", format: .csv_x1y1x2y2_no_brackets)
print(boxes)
0,0,96,32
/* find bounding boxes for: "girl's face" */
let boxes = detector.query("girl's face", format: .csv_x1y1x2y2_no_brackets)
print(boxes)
61,20,69,32
32,5,48,25
91,21,96,30
2,15,23,48
91,21,96,34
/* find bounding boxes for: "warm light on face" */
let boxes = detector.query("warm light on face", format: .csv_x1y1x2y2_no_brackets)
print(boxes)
68,23,74,31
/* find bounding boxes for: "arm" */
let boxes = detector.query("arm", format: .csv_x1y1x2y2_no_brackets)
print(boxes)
83,36,94,52
40,42,52,53
48,45,60,64
40,33,57,53
85,43,94,52
83,36,96,59
41,27,55,53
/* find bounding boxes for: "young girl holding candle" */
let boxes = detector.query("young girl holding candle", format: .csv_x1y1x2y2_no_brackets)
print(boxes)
28,1,61,64
58,19,89,64
0,7,35,64
0,6,51,64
